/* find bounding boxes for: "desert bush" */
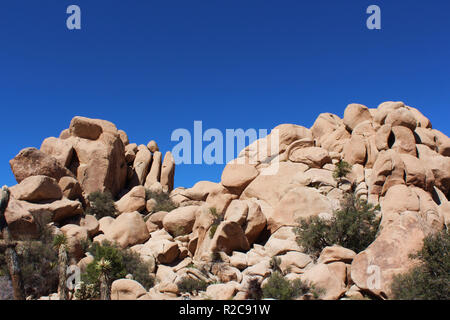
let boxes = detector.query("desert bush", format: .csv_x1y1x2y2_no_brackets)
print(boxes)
209,208,223,239
145,190,178,212
79,241,154,299
391,229,450,300
245,277,263,300
295,193,380,258
86,191,117,219
177,277,208,294
262,272,320,300
333,160,352,184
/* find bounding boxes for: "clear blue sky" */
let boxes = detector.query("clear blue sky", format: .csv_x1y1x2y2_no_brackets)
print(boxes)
0,1,449,189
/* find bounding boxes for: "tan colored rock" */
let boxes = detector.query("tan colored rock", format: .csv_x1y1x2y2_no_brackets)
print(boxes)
58,176,83,200
385,108,417,131
391,126,417,156
279,251,312,273
147,140,159,153
224,200,248,225
147,211,168,228
289,147,331,168
374,101,405,126
10,175,62,202
433,129,450,157
115,186,146,214
206,282,239,300
271,124,313,154
230,251,248,270
69,116,103,140
145,151,162,188
243,200,266,244
311,113,342,144
416,144,450,196
21,198,83,223
133,145,152,186
400,153,434,191
375,124,392,151
318,245,356,264
103,211,149,248
111,279,147,300
10,147,74,183
368,150,405,196
4,197,39,239
98,216,115,234
205,184,237,215
320,125,351,153
162,205,198,236
77,254,94,274
351,211,441,299
240,162,309,208
40,137,74,167
301,263,346,300
143,238,179,264
80,215,99,237
407,106,431,128
343,135,367,165
221,162,259,195
343,103,372,131
118,130,129,146
61,224,88,260
414,127,436,150
210,221,250,255
160,151,175,192
380,185,420,227
270,186,332,232
125,143,138,164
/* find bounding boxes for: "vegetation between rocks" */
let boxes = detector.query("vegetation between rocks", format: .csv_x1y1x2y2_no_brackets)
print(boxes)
262,271,322,300
294,193,381,258
145,189,178,213
391,229,450,300
86,191,117,219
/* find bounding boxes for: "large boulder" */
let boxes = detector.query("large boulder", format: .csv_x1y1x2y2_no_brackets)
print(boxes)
143,238,180,264
40,137,74,168
416,144,450,197
103,211,150,248
221,162,259,195
58,176,83,201
240,162,309,208
343,103,372,131
162,205,198,236
60,224,89,260
242,200,266,244
288,147,331,168
160,151,175,193
210,221,250,255
132,145,152,186
4,198,39,239
115,186,146,214
111,279,147,300
380,184,420,227
10,175,62,203
10,148,74,183
351,211,442,299
22,198,84,223
269,186,333,232
368,150,405,197
145,151,162,188
311,113,342,145
301,263,347,300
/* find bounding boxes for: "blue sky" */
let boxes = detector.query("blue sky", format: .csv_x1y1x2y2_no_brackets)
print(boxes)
0,1,449,189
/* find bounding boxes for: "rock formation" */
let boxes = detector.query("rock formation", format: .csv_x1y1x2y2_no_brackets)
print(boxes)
2,101,449,300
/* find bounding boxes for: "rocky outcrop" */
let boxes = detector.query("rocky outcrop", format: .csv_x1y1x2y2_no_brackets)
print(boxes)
2,102,448,301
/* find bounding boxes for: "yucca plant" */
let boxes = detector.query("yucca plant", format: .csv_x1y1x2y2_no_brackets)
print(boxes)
96,258,112,300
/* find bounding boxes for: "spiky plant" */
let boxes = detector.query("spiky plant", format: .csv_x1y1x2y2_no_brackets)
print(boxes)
53,234,69,300
96,258,112,300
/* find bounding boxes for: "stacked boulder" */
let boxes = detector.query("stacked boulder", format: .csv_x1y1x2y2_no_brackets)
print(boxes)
3,102,450,300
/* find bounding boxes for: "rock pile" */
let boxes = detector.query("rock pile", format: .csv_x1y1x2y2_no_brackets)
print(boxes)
3,101,450,300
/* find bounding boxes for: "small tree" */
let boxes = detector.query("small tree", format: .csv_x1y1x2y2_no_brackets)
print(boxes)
333,160,352,187
86,191,117,219
177,277,208,294
262,272,319,300
295,193,380,258
391,230,450,300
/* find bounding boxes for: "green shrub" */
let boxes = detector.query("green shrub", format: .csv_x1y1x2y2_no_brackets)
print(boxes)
177,277,208,294
245,277,263,300
86,191,117,219
80,241,154,299
262,272,319,300
333,160,352,183
391,229,450,300
295,193,380,258
270,256,282,274
145,190,178,212
209,208,223,239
